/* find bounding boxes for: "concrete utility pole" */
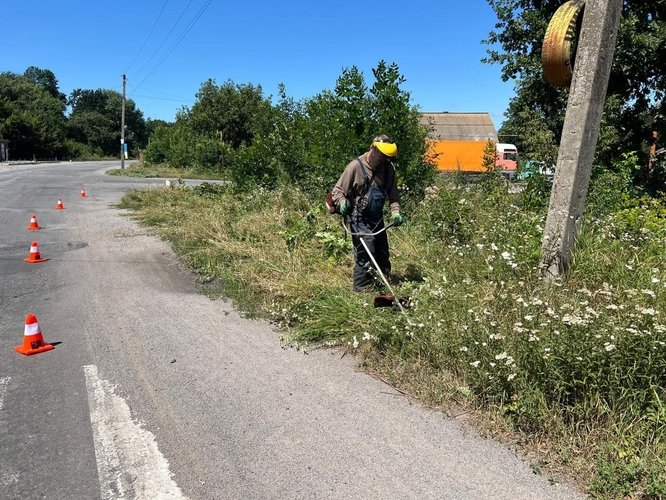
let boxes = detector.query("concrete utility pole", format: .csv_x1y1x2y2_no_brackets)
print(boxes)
121,74,126,169
540,0,623,279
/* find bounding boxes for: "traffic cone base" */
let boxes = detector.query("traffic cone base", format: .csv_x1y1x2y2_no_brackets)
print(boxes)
56,198,65,210
15,314,54,356
15,342,55,356
27,214,41,231
24,242,47,263
80,190,87,198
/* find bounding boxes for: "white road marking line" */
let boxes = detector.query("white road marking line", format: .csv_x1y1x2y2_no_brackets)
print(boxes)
83,365,186,499
0,377,9,411
0,377,19,488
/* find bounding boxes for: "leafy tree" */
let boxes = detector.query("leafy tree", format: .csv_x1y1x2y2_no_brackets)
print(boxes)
484,0,665,170
67,89,147,156
145,118,171,139
300,61,434,201
0,71,67,159
143,62,434,201
187,79,274,147
23,66,66,104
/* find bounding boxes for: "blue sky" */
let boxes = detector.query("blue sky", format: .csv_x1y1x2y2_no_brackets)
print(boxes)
6,1,516,127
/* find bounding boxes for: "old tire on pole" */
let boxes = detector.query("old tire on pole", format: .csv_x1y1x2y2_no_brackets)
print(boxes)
542,0,586,88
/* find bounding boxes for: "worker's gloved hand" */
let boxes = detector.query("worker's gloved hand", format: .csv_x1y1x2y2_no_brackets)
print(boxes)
339,200,350,216
390,212,405,226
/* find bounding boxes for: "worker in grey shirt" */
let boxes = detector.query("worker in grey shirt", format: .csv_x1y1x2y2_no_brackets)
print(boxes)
332,135,405,291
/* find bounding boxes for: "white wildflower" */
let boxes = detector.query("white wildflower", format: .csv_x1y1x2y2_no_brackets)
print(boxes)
495,352,508,360
501,251,511,260
470,361,481,368
507,373,516,381
604,343,616,352
562,314,588,326
642,289,656,298
585,306,599,318
459,346,468,352
352,336,359,348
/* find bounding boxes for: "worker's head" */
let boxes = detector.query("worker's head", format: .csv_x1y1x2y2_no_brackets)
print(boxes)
367,134,397,167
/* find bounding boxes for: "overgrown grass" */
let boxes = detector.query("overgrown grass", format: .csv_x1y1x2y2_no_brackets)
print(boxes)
107,163,227,180
118,176,666,498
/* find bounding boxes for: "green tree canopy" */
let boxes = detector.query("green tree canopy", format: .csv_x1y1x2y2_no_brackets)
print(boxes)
23,66,66,104
0,71,67,159
186,79,274,147
68,88,147,156
484,0,665,168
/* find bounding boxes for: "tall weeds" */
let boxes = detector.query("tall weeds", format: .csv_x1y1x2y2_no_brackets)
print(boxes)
119,175,666,497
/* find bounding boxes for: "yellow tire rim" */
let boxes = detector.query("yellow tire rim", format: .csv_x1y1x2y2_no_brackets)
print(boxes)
542,0,586,88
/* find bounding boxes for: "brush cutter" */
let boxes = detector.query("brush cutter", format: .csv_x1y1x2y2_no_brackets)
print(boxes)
342,217,409,314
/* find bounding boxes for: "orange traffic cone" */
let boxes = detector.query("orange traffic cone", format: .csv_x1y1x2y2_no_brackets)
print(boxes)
24,241,47,263
27,214,41,231
15,313,55,356
80,189,87,198
56,198,65,210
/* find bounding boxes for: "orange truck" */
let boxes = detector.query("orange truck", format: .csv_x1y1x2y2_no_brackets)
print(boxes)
420,112,519,177
426,140,519,176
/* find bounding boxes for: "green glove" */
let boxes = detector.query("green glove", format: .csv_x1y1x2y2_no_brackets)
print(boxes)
339,200,350,216
390,212,405,226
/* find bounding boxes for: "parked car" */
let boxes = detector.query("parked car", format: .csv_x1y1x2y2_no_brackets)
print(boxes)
518,160,555,181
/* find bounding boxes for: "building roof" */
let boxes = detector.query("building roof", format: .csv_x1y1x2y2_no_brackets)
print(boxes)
419,112,498,142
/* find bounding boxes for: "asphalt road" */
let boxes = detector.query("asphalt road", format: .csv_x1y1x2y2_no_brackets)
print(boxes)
0,161,584,499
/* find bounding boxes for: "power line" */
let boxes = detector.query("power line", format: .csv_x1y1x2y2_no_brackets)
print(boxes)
130,0,196,81
133,0,213,92
127,84,191,101
124,0,171,74
127,93,191,103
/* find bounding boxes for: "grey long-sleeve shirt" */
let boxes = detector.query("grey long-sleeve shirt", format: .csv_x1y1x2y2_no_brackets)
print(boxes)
331,155,401,214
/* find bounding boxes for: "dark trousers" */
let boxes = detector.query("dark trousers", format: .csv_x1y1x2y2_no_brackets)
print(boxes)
351,219,390,289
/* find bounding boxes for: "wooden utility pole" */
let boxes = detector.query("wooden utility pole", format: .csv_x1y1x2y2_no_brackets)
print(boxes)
540,0,623,279
121,74,126,169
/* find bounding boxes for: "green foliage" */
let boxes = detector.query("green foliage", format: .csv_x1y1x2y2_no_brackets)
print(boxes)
586,152,640,218
519,172,552,212
146,122,223,171
121,158,666,494
411,188,474,244
482,139,497,173
142,61,435,206
23,66,66,104
484,0,665,172
0,71,67,159
0,66,150,160
68,88,147,157
188,79,274,148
